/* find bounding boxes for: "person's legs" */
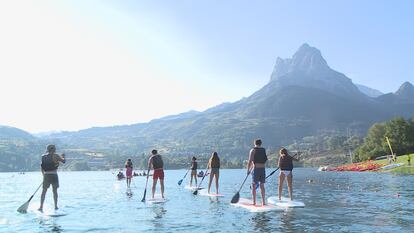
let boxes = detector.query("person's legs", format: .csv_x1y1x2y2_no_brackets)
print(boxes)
287,173,293,200
52,186,59,210
39,187,47,211
160,179,164,198
190,172,194,186
215,172,219,194
207,172,213,193
259,183,265,206
278,172,285,200
152,179,158,199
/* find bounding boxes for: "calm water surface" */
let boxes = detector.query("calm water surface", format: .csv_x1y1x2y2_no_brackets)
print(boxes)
1,169,413,233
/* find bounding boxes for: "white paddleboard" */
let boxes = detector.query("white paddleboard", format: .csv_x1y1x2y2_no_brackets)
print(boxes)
184,185,204,190
380,163,404,170
231,198,281,212
268,197,305,208
199,190,224,197
146,195,168,204
35,209,67,217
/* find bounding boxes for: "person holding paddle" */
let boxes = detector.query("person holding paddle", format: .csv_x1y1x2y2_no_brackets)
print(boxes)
278,148,299,201
248,139,268,206
39,145,66,211
148,149,165,199
207,152,220,194
189,156,198,187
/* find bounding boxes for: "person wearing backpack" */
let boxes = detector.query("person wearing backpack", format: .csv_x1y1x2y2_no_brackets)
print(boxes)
39,145,66,211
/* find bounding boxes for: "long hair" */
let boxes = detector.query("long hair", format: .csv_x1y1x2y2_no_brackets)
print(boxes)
210,152,219,163
279,148,288,157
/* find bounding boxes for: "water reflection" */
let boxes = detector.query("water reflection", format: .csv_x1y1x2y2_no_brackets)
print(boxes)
251,213,272,233
38,219,63,233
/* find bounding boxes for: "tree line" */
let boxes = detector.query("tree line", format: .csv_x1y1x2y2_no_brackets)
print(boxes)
354,117,414,161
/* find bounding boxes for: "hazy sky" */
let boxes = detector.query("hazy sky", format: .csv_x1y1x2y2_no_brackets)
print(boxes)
0,0,413,133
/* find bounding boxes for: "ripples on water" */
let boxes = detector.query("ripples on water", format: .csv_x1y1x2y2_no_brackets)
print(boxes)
0,169,413,232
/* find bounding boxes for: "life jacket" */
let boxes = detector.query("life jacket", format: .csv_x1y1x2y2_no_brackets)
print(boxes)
191,161,198,170
279,154,293,170
152,154,163,169
252,147,267,164
41,154,58,172
210,157,220,169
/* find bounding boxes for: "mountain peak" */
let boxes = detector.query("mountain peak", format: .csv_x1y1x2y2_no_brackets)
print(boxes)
268,43,363,99
395,81,414,99
271,43,329,82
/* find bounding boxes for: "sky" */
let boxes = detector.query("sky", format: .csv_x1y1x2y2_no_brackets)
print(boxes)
0,0,413,133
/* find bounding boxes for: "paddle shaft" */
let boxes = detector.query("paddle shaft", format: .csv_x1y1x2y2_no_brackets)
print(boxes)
238,170,251,193
141,166,151,202
28,182,43,202
196,166,209,189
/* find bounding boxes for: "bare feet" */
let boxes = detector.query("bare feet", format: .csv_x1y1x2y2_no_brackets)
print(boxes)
38,207,43,212
55,207,59,210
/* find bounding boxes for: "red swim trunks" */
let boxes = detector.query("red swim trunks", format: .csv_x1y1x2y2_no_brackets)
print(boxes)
153,169,164,180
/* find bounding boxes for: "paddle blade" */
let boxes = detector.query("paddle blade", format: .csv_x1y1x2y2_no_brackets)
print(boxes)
141,189,147,202
230,192,240,204
192,189,198,195
17,201,30,213
177,179,183,185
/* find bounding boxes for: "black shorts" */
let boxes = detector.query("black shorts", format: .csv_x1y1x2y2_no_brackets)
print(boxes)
252,168,266,184
43,174,59,189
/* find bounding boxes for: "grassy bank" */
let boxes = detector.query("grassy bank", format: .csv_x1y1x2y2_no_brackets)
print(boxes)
373,154,414,174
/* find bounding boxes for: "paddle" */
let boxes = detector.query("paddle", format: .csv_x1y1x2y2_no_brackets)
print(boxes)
141,166,151,202
254,151,301,189
230,169,251,204
17,182,43,213
193,166,209,195
177,168,191,185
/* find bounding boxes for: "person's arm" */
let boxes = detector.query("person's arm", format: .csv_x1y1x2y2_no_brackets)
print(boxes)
208,159,211,169
55,153,66,164
278,156,281,168
247,149,254,173
292,154,300,161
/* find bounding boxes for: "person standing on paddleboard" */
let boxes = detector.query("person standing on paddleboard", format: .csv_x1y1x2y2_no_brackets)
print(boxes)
248,139,268,206
148,149,165,199
207,152,220,194
278,148,299,201
39,145,66,211
125,159,133,188
190,156,198,187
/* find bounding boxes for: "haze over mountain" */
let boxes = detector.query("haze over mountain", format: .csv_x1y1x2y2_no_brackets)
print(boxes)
355,84,383,98
40,44,414,154
1,44,414,171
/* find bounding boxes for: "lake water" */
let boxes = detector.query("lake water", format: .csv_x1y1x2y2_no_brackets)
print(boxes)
1,169,413,233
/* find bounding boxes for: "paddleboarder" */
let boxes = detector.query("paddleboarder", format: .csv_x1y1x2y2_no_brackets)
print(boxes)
148,149,165,199
278,148,299,201
189,156,198,187
39,145,66,211
125,158,133,188
207,152,220,194
247,139,268,206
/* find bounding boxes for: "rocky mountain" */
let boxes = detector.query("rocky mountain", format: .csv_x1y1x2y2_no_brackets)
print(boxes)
395,81,414,100
3,44,414,171
356,84,383,97
40,44,414,160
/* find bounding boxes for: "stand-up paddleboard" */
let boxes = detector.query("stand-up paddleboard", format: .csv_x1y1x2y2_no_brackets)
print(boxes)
34,209,67,217
268,197,305,208
380,163,404,170
184,185,203,190
231,198,281,212
199,189,224,197
146,195,168,204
